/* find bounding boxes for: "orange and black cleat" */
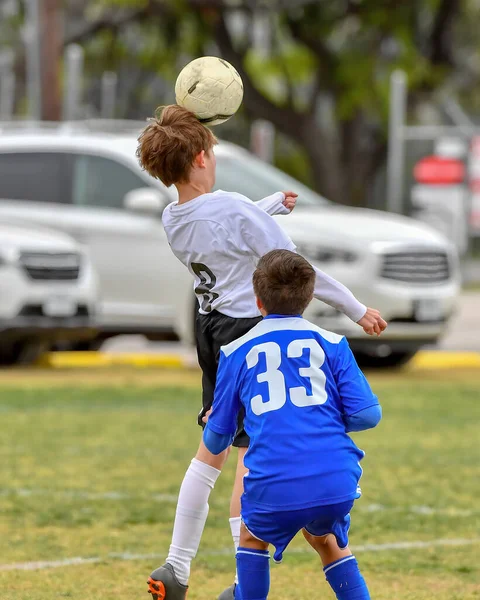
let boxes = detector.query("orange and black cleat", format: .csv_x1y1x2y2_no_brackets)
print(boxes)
147,564,188,600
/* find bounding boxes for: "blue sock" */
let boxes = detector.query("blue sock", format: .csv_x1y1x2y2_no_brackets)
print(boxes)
324,555,370,600
235,547,270,600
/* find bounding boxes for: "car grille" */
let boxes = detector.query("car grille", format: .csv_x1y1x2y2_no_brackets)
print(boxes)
20,252,81,281
380,250,450,284
18,304,89,317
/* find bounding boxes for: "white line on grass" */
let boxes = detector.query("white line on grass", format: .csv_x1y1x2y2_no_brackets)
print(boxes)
1,538,479,572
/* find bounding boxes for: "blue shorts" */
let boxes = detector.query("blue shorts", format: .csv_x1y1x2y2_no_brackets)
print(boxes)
241,499,354,563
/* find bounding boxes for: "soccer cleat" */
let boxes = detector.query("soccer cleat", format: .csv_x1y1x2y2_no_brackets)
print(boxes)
147,563,188,600
217,583,236,600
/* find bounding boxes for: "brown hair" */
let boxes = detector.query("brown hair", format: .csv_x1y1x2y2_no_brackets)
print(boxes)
253,250,315,315
136,105,217,187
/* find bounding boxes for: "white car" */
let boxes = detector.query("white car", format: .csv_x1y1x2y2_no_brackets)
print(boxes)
0,218,98,364
0,121,460,367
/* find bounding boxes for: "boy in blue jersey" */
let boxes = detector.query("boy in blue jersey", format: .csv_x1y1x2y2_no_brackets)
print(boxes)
203,249,382,600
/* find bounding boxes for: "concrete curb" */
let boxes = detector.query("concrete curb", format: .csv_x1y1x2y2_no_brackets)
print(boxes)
36,350,480,370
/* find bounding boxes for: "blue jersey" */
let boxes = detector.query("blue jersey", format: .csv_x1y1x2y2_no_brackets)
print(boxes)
207,315,380,511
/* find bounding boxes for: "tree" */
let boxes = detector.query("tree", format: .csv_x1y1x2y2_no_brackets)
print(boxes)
0,0,62,120
57,1,472,205
62,0,462,205
192,0,462,206
40,0,63,120
64,0,210,119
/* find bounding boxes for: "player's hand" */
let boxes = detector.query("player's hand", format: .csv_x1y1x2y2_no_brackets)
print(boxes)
202,408,212,424
357,308,387,336
282,191,298,212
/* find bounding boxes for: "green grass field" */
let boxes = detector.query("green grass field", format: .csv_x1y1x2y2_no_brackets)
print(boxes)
0,367,479,600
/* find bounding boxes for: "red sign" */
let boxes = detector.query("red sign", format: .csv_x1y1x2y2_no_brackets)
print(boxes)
413,155,465,185
469,137,480,234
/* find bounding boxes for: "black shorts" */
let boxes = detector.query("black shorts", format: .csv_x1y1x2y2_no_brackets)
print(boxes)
196,310,262,448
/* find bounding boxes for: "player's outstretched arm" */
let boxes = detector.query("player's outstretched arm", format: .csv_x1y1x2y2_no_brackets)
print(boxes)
356,307,387,336
256,191,297,216
234,195,386,335
312,267,387,336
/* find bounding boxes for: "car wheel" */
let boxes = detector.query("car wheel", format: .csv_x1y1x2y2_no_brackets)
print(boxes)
0,340,49,366
354,349,418,369
68,339,105,352
54,337,105,352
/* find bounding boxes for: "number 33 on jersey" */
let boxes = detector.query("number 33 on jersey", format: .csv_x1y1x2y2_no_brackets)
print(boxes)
246,339,327,415
208,315,379,437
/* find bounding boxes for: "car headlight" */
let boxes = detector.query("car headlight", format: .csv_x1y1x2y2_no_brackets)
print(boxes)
295,244,358,264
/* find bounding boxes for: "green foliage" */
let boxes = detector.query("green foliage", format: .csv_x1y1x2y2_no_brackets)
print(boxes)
80,1,210,86
83,0,460,121
0,9,22,50
244,41,316,109
275,134,315,188
92,0,151,8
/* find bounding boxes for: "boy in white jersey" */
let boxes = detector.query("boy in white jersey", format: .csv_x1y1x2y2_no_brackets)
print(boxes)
136,105,387,600
203,249,381,600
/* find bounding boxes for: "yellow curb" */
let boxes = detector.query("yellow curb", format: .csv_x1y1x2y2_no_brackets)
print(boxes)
36,350,480,371
36,352,186,369
411,351,480,370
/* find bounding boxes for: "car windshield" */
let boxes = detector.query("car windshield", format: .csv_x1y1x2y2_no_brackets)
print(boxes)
214,151,329,207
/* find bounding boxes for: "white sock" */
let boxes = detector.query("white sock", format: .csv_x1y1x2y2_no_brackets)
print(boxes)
166,458,221,585
229,516,242,585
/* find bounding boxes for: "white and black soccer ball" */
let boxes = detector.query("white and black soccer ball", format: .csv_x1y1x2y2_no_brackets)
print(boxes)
175,56,244,126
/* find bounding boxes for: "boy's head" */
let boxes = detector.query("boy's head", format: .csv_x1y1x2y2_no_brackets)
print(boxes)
253,249,315,316
136,105,218,188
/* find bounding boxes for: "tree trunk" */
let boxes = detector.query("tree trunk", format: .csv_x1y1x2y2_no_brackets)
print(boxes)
40,0,63,121
300,117,347,204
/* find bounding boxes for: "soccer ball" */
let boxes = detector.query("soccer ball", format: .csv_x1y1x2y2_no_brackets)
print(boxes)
175,56,244,126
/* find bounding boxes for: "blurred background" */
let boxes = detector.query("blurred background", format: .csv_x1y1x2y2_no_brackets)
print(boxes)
0,0,479,368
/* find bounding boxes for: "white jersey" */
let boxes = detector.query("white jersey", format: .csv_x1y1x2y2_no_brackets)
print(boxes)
162,190,366,321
